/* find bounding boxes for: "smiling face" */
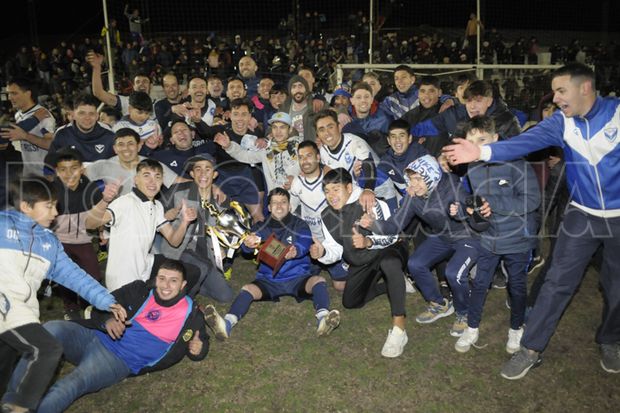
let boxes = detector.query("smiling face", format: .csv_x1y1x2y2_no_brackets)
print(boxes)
351,89,373,117
207,78,224,97
291,81,307,104
268,194,290,221
73,103,99,133
298,145,320,176
230,104,251,134
56,160,84,190
162,74,179,100
189,78,207,104
238,56,257,79
405,172,428,198
134,166,163,200
226,79,246,100
315,115,341,149
387,128,413,156
189,160,217,190
113,135,142,164
133,75,151,94
170,122,194,150
155,267,187,301
418,84,441,109
394,70,415,93
324,182,353,211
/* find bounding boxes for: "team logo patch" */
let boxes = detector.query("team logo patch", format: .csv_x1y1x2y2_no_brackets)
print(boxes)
146,310,161,321
42,242,51,251
182,329,193,342
171,160,178,167
604,127,618,142
344,153,352,164
95,144,105,153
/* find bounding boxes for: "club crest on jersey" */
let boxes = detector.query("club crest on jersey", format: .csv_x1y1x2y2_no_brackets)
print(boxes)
345,153,352,164
95,144,105,153
42,242,52,251
182,329,193,342
170,160,178,167
146,310,161,321
604,127,617,142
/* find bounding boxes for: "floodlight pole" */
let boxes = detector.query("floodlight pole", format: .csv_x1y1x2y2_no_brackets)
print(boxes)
369,0,374,65
476,0,483,79
102,0,116,93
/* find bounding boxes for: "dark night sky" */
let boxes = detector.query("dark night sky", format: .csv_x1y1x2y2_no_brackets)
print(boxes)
2,0,617,42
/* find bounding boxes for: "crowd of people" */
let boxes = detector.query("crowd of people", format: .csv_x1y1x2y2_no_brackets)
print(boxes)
1,10,619,413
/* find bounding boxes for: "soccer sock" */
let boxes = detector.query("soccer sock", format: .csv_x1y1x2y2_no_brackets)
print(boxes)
228,290,254,321
311,282,330,317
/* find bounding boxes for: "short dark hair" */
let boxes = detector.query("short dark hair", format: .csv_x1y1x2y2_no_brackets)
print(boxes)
267,187,290,204
455,72,477,87
206,74,222,83
114,128,140,144
552,62,596,89
136,158,163,174
322,168,353,187
462,115,496,137
73,93,100,110
419,75,441,89
463,80,493,100
227,77,245,87
313,109,338,128
351,81,373,97
388,119,411,134
157,258,186,281
50,147,84,167
229,98,252,112
394,65,415,77
10,176,57,208
8,77,38,102
270,84,287,95
297,140,319,154
128,91,153,112
100,106,122,121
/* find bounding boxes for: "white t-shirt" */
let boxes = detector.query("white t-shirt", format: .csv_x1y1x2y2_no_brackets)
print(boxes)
105,190,168,291
85,156,178,195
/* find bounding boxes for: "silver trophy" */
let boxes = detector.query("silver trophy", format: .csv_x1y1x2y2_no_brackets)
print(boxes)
201,200,253,250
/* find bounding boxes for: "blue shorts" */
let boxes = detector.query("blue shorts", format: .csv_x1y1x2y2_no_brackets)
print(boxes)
252,276,312,302
216,167,260,205
310,259,349,281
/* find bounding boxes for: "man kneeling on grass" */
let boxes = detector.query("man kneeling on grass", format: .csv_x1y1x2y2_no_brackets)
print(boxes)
204,187,341,339
35,259,209,413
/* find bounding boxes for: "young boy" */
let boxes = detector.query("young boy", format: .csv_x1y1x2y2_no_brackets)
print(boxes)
113,91,162,156
452,116,540,354
86,158,198,291
0,177,125,413
49,148,117,320
360,155,484,338
214,112,302,192
204,188,340,339
314,168,409,357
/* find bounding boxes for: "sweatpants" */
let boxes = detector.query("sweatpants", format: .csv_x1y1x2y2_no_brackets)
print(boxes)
342,243,408,317
523,207,620,352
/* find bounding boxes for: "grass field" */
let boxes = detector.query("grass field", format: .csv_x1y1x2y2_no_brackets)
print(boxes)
40,250,619,413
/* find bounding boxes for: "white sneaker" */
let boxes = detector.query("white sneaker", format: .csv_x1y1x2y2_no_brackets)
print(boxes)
404,275,416,294
506,327,523,354
455,327,479,353
317,309,341,337
381,326,408,358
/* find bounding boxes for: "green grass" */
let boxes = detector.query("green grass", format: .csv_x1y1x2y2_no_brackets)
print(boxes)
40,252,619,413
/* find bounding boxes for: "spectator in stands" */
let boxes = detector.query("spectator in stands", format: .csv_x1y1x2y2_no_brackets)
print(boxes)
49,93,115,161
124,4,149,45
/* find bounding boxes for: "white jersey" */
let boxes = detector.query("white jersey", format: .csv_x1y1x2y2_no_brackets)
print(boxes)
289,167,328,240
113,115,161,141
319,133,396,201
14,104,56,176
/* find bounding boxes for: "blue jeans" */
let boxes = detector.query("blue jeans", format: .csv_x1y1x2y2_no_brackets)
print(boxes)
408,236,480,314
37,321,131,413
468,249,530,329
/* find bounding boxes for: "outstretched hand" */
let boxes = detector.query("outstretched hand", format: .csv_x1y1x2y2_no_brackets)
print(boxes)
442,138,481,165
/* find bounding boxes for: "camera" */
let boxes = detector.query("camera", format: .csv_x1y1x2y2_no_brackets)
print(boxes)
465,195,487,223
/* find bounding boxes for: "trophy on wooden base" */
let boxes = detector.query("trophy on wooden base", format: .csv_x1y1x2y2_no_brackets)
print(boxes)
256,233,293,276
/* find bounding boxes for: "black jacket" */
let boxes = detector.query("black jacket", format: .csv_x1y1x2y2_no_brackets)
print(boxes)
77,280,209,375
